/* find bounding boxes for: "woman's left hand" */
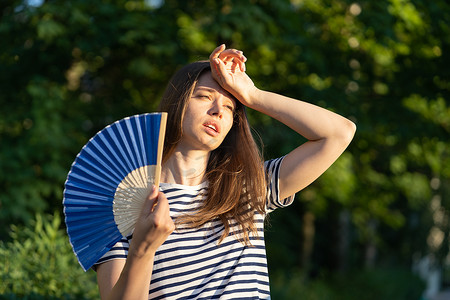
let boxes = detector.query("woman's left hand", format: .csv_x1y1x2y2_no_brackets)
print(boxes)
209,44,259,107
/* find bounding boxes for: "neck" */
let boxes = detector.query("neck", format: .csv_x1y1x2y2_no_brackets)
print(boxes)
161,149,210,186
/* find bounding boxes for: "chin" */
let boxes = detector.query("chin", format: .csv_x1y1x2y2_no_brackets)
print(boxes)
201,136,224,151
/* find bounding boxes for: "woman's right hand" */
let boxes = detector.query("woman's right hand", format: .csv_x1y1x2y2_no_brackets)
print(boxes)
209,44,259,107
97,186,173,300
128,186,175,258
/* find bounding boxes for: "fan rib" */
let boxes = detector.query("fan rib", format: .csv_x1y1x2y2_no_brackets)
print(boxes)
63,113,167,271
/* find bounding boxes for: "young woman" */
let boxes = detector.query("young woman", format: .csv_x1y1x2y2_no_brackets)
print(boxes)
95,45,356,299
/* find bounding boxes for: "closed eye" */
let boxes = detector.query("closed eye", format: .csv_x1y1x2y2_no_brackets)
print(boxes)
197,94,211,100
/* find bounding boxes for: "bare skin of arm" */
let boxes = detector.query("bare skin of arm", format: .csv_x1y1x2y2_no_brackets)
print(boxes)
210,45,356,200
96,186,175,300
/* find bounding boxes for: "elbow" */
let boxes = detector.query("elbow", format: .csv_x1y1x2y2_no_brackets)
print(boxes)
340,119,356,146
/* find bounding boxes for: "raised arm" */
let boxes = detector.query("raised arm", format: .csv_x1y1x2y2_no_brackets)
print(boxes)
96,187,174,300
210,45,356,200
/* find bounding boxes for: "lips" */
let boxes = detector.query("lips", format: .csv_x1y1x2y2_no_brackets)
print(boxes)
203,121,220,136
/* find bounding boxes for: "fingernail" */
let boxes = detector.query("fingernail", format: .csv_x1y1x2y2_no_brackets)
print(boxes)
214,58,220,64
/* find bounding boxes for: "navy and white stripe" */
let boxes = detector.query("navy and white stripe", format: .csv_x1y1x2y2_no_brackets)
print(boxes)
264,157,295,212
95,157,295,299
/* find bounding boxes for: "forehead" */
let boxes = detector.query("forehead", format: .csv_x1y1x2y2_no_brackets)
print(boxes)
195,72,235,102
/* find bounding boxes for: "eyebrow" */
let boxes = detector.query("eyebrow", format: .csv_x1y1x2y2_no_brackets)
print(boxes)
196,86,233,98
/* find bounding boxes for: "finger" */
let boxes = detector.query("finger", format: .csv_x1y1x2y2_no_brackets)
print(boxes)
152,193,175,234
232,58,246,72
211,58,225,84
152,192,170,216
223,55,234,63
218,49,247,63
209,44,226,61
218,49,240,57
140,185,159,216
231,59,238,73
240,61,246,72
210,57,221,78
227,57,245,73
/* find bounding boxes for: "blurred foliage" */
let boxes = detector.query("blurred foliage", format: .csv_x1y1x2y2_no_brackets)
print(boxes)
0,0,449,298
270,268,425,300
0,213,99,299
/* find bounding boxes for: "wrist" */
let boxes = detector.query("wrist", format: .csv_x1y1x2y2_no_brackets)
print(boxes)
241,86,262,109
235,85,260,108
128,242,157,261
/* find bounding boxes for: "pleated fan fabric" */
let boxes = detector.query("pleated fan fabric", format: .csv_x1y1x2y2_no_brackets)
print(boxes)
63,112,166,271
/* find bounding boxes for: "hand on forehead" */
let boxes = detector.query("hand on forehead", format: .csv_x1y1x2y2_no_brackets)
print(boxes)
209,45,247,72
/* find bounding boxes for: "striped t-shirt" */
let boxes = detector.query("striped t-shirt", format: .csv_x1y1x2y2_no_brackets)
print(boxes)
95,157,295,299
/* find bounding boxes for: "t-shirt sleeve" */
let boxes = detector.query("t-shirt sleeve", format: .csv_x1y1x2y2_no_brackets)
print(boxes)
264,156,296,213
92,235,130,271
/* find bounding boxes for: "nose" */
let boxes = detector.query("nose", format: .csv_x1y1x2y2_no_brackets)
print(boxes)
208,99,224,119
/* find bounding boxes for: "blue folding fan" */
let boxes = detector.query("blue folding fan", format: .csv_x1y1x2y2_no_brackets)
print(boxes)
63,112,167,271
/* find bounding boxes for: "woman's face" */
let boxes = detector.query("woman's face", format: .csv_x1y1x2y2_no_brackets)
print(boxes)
179,71,236,153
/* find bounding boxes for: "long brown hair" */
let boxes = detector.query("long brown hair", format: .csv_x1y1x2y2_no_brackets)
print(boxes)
158,61,266,244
